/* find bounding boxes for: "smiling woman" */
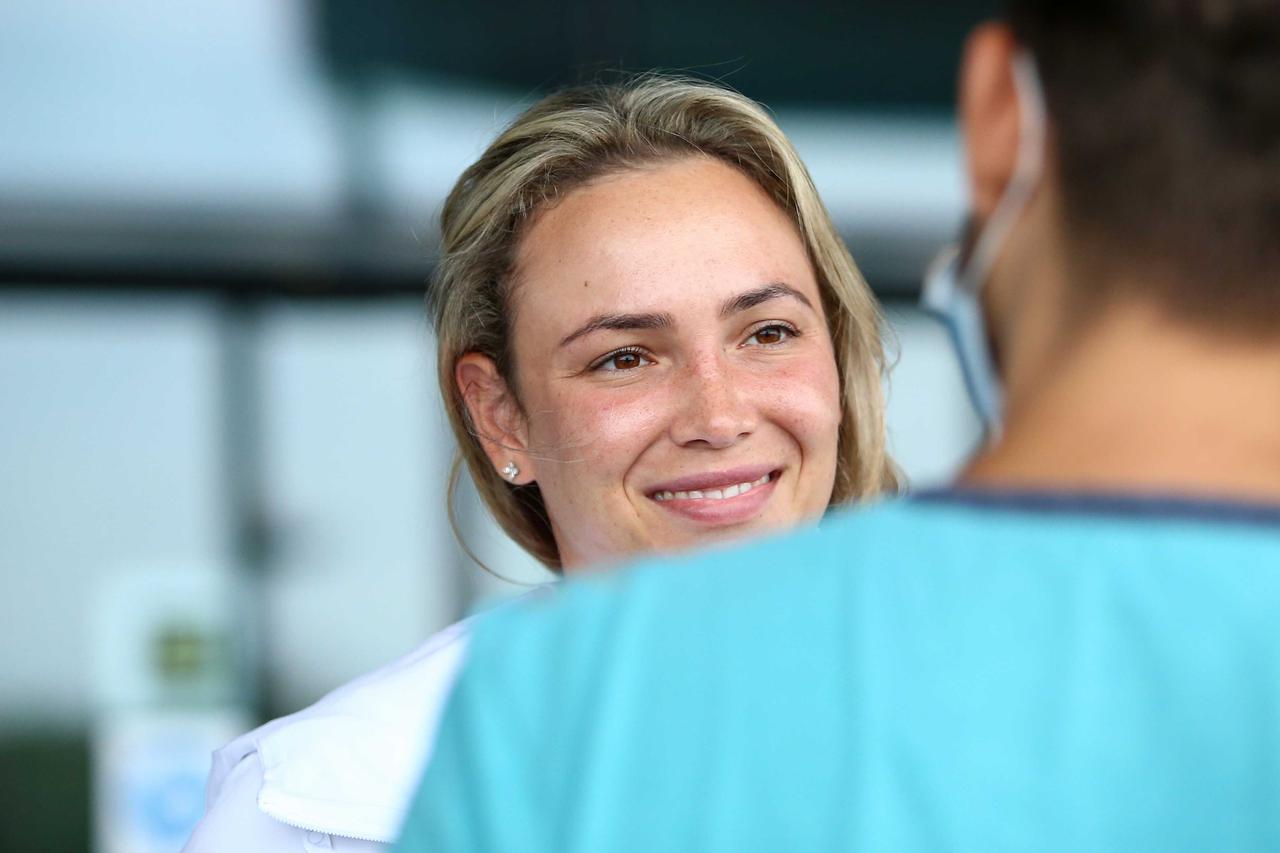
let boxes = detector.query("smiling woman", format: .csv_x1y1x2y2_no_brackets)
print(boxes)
183,75,898,853
442,77,899,571
457,157,851,566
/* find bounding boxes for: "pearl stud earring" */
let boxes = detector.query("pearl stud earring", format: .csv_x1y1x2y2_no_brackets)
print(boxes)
501,461,520,481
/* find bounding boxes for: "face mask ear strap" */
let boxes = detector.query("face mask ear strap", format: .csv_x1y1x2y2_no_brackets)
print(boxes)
920,50,1047,438
962,51,1047,294
922,247,1007,436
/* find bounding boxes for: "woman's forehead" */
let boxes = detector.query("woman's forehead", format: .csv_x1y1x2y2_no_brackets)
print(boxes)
511,158,818,321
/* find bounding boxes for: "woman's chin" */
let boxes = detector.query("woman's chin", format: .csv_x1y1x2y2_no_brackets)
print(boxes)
655,509,794,552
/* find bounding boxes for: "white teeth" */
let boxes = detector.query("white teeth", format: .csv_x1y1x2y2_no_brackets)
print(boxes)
652,471,775,502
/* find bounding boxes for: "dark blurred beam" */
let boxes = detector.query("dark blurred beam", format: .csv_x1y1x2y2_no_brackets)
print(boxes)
0,203,432,297
0,205,933,299
312,0,998,109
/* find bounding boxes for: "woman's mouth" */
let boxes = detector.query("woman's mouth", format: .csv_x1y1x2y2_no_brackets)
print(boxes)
651,471,773,502
646,468,781,526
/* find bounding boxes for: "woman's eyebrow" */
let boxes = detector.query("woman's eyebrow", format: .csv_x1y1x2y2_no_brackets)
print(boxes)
557,283,809,348
719,282,814,318
559,311,674,348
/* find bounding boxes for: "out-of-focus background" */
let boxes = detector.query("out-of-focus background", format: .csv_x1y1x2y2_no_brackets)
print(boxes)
0,1,994,850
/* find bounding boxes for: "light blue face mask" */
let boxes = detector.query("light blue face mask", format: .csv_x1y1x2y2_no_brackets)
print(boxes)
921,53,1047,438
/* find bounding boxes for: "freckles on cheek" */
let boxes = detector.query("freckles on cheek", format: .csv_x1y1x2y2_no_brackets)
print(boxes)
588,396,666,454
543,389,667,464
762,359,844,434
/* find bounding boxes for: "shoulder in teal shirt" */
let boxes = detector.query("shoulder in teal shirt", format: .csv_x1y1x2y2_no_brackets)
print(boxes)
396,496,1280,852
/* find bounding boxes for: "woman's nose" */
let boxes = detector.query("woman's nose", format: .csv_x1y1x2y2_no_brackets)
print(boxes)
668,356,757,449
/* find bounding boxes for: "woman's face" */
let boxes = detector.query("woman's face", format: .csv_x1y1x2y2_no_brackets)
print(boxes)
461,157,843,570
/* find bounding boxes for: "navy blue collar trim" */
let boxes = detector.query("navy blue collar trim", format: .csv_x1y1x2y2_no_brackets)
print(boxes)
912,487,1280,529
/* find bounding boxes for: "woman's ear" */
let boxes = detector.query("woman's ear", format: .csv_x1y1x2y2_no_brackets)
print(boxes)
455,353,537,485
960,22,1022,220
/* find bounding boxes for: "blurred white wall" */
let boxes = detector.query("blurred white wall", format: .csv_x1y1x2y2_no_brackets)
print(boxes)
0,0,340,212
256,301,464,711
0,293,230,727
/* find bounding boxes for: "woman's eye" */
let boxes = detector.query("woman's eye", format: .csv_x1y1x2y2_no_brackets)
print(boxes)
746,324,795,346
594,349,652,372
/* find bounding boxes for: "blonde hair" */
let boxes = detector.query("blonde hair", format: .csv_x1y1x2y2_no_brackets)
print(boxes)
433,74,898,571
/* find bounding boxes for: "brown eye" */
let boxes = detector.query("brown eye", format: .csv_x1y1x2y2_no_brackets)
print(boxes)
593,348,653,372
746,324,795,347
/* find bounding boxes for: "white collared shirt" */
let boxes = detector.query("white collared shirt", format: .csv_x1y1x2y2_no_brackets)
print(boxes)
183,617,472,852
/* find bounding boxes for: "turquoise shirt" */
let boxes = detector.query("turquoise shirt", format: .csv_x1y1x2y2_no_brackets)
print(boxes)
396,496,1280,851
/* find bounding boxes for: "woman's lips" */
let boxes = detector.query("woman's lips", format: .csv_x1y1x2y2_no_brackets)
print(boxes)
647,469,780,526
651,470,773,502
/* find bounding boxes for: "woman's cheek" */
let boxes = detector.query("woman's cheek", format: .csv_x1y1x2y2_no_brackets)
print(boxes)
545,384,670,467
757,356,842,434
583,393,668,462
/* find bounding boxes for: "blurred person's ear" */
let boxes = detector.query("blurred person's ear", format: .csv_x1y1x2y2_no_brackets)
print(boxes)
456,354,537,484
961,23,1022,221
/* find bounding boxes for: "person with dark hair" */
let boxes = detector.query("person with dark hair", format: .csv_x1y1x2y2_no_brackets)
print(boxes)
394,2,1280,850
